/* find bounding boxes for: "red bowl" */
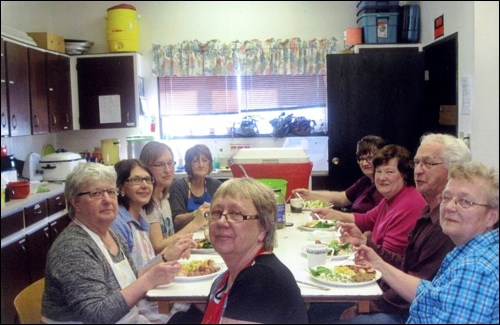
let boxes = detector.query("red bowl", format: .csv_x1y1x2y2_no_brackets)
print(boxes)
7,181,30,199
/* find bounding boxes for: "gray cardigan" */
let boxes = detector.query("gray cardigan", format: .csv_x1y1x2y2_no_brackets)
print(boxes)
42,224,136,324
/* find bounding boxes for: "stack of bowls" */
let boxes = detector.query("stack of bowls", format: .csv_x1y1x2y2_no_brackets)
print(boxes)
64,39,94,55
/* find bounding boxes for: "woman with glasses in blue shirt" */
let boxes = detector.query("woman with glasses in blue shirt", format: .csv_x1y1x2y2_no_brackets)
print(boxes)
356,161,499,324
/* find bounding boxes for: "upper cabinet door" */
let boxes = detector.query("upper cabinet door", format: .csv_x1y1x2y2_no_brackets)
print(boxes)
4,41,31,136
327,51,425,190
77,55,138,129
1,40,8,136
47,53,72,132
28,48,49,134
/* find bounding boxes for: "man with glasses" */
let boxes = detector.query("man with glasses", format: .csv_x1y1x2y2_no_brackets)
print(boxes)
355,161,498,324
293,135,386,213
309,133,472,323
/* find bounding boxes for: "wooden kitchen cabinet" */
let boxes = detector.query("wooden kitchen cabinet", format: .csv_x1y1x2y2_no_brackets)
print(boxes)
1,237,30,324
76,53,141,129
3,39,31,136
26,225,51,283
1,39,8,136
24,200,48,227
47,52,72,132
0,210,24,239
28,48,49,134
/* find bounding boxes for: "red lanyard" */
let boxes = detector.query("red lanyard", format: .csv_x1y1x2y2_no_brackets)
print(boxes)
202,248,266,324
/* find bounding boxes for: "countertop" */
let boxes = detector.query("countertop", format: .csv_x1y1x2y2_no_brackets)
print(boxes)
1,182,65,217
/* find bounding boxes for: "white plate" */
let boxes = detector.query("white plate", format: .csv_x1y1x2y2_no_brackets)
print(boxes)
301,246,352,260
191,248,217,254
298,224,337,232
308,267,381,287
302,204,333,211
175,263,225,282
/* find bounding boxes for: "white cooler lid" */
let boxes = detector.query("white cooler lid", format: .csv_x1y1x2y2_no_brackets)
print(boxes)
232,148,309,163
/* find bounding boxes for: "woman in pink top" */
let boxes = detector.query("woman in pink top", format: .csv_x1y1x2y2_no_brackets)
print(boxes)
314,144,426,256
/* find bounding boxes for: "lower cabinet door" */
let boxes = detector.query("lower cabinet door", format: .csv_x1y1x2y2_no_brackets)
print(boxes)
1,238,30,324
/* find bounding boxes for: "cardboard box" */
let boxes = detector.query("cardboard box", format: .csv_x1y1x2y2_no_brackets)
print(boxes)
27,32,65,54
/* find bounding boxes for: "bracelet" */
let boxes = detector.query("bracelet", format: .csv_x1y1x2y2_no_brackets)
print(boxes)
161,254,168,262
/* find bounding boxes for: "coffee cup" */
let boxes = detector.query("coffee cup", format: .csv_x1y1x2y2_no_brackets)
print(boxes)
290,198,304,213
305,244,332,268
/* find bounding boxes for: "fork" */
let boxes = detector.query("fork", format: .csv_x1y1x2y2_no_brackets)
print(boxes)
313,213,325,222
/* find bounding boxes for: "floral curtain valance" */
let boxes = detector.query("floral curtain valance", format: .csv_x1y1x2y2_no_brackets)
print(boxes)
152,37,337,77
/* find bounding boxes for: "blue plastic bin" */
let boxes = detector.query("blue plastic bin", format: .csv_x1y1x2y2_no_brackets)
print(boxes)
357,12,399,44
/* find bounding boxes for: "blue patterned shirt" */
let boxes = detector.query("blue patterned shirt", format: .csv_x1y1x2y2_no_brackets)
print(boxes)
407,228,499,324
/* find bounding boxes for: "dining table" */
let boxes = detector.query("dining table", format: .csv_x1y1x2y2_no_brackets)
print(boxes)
146,205,383,312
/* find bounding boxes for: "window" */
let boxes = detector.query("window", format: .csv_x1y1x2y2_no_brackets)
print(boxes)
158,74,327,138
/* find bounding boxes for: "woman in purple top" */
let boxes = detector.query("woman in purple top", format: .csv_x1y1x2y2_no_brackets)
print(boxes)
293,135,385,213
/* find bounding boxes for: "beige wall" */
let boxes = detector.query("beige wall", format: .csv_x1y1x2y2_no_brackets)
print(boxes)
1,1,498,168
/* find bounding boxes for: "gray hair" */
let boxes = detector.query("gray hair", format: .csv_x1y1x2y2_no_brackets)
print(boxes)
448,162,499,211
420,133,471,168
212,177,277,251
65,162,117,219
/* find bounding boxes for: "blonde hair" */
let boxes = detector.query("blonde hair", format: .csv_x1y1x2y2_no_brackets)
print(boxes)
212,178,276,251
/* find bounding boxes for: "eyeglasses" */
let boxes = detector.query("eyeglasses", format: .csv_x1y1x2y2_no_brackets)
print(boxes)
413,159,444,170
192,159,210,166
441,194,491,209
151,161,176,169
126,176,154,185
77,188,119,200
205,211,259,223
357,155,374,164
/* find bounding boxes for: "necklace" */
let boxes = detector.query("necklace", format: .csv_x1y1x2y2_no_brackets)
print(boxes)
188,178,207,198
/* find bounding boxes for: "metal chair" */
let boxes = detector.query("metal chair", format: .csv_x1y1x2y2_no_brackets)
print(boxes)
13,278,44,324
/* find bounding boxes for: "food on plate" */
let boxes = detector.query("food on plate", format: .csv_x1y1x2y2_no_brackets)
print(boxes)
178,259,221,277
309,264,377,283
315,239,353,256
303,200,332,209
194,238,213,249
303,220,337,229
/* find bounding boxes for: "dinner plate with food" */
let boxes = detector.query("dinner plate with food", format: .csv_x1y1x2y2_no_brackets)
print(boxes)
301,239,354,260
191,238,217,254
299,219,337,231
308,264,381,287
302,200,334,211
175,258,225,282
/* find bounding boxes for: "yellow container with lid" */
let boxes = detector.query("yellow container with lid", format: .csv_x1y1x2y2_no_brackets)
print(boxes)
106,3,138,52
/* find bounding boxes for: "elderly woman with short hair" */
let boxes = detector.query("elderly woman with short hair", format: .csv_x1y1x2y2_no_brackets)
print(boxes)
355,161,499,323
42,162,180,323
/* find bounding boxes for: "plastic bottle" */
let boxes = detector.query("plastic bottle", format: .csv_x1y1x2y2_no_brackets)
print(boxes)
274,189,286,229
